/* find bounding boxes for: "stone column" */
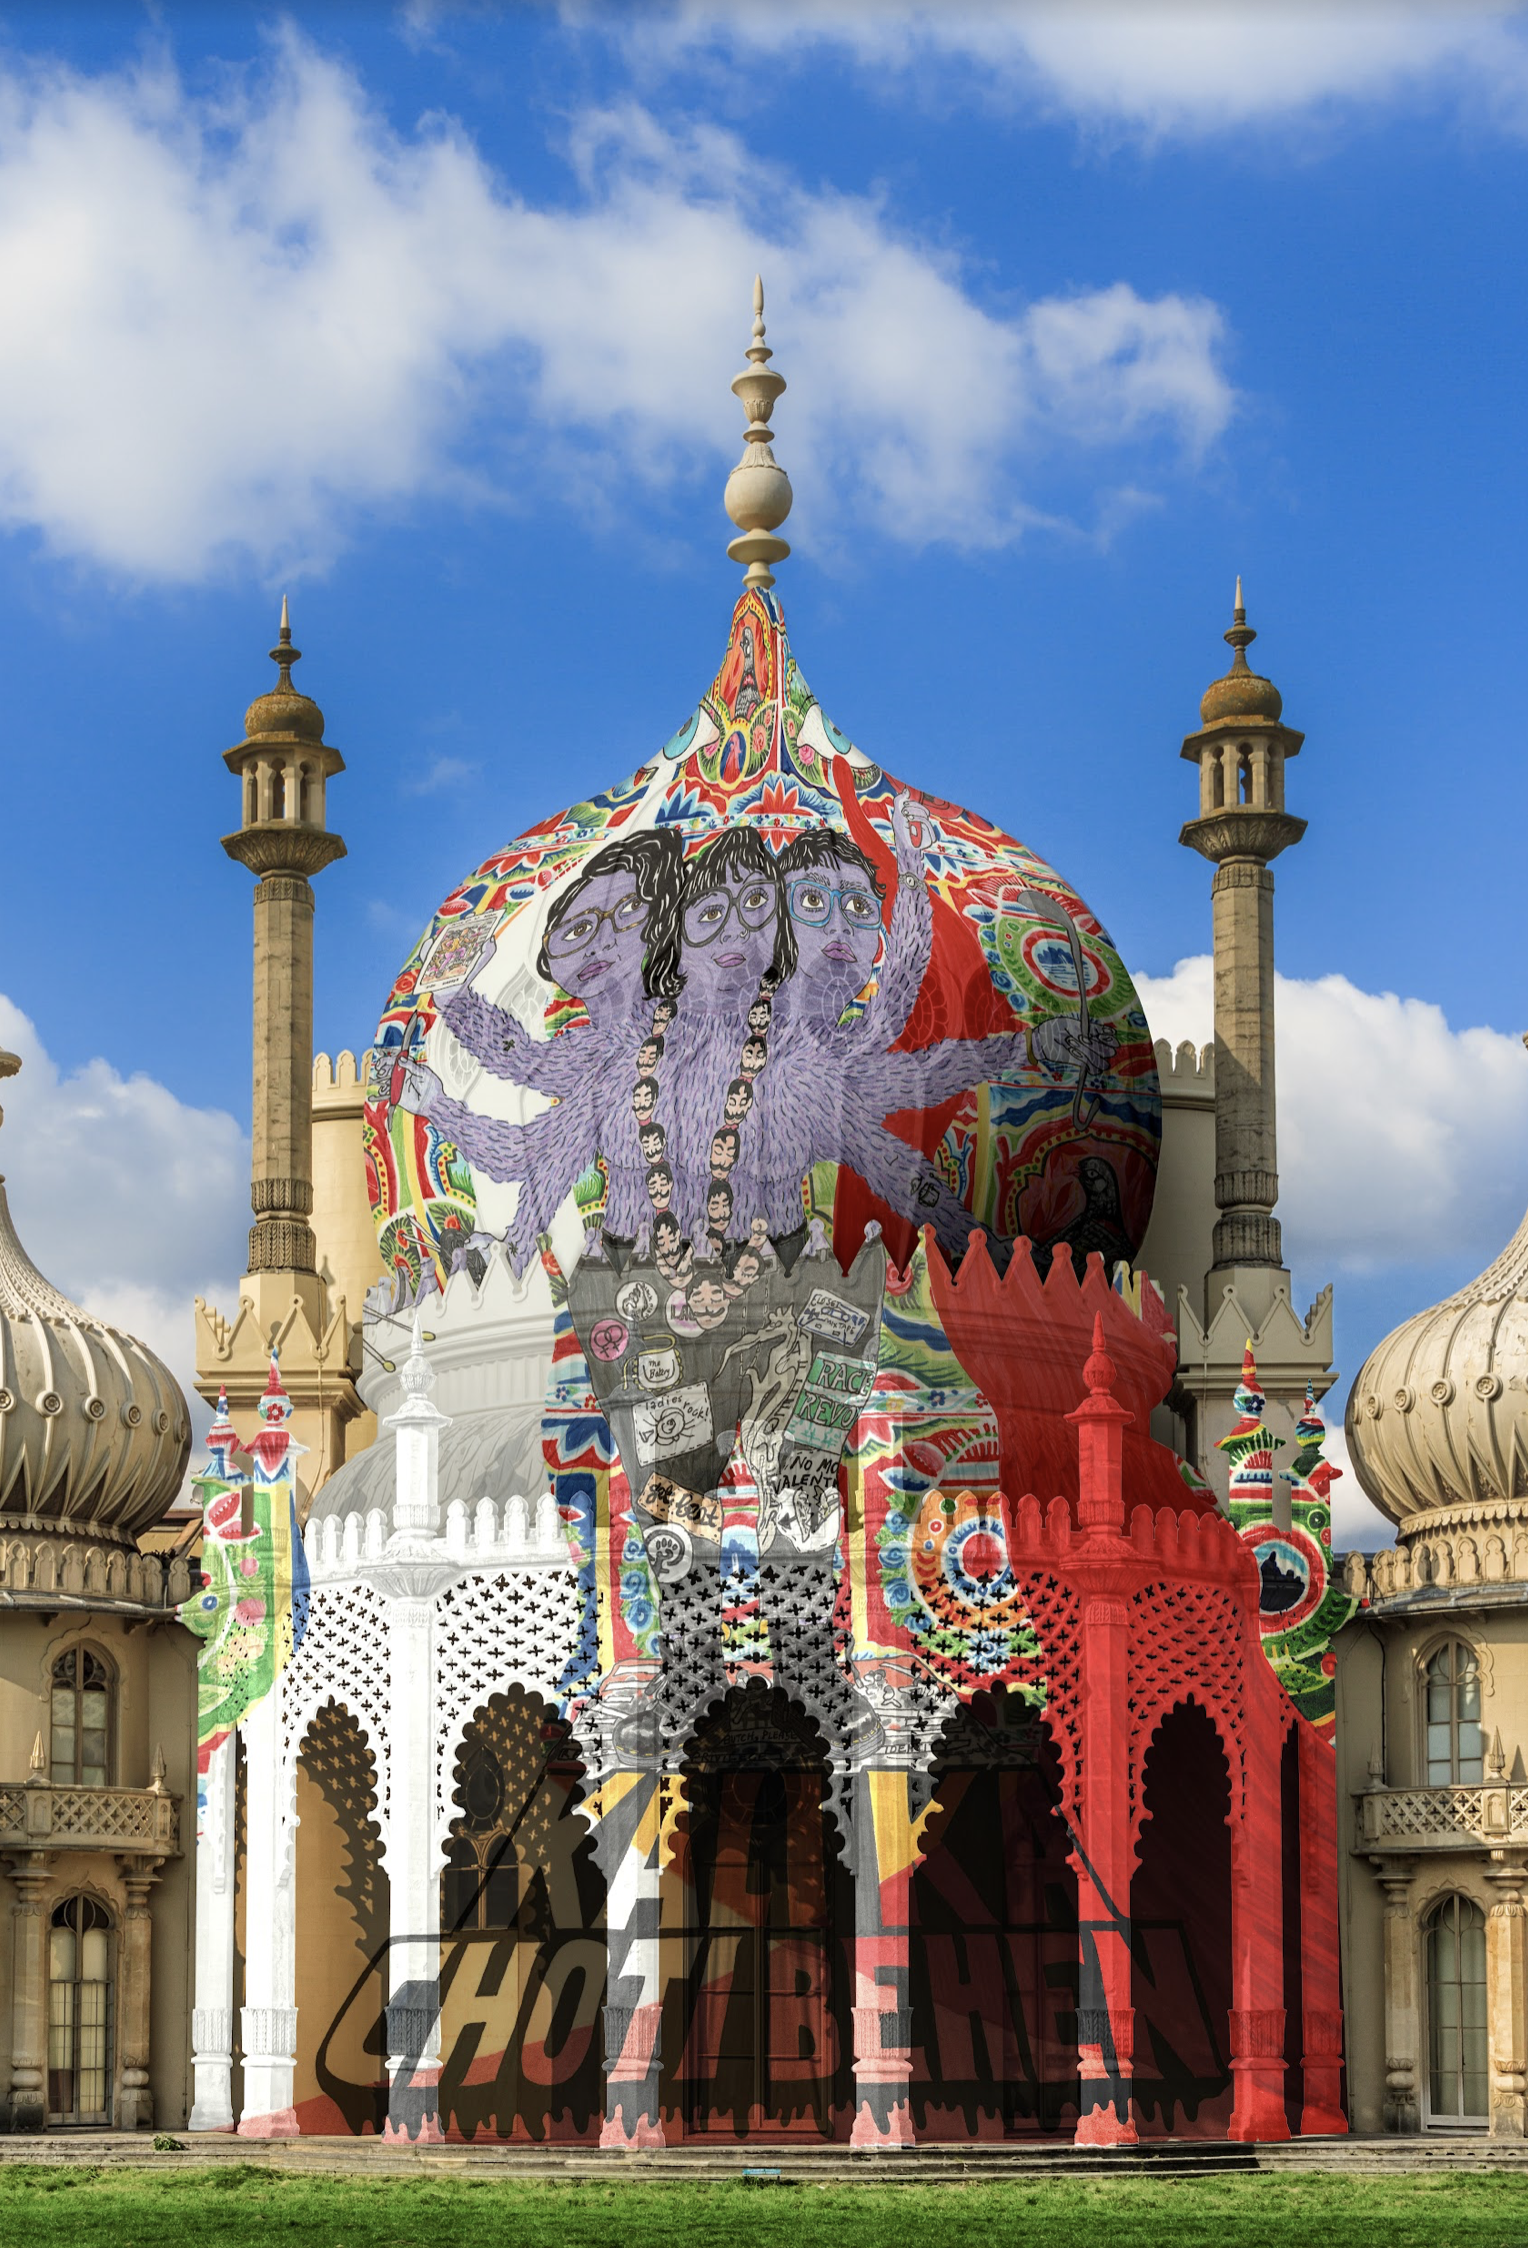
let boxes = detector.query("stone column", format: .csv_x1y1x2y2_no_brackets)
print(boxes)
1207,857,1283,1267
1486,1851,1528,2140
848,1767,917,2148
1297,1723,1348,2135
1068,1321,1137,2147
246,872,319,1279
116,1863,163,2130
1074,1593,1137,2147
6,1855,51,2131
237,1692,298,2136
189,1732,237,2130
1373,1859,1419,2132
372,1321,452,2142
1228,1712,1289,2142
381,1592,442,2144
593,1770,667,2149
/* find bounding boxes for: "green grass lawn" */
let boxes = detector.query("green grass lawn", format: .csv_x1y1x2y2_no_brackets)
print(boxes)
0,2167,1525,2248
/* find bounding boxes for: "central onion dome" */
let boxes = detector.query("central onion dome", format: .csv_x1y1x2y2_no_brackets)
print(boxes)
361,284,1162,1303
0,1050,190,1542
1347,1186,1528,1523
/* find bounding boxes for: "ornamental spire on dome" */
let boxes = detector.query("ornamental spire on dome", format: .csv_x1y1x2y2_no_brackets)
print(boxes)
724,276,793,593
1199,576,1283,727
273,594,297,693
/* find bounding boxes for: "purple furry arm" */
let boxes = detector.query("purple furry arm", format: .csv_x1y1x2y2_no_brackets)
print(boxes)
857,857,932,1049
439,987,585,1097
423,1084,597,1252
873,1032,1031,1114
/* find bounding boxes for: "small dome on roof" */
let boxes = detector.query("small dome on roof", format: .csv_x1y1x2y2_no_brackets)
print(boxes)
0,1050,190,1543
244,598,325,742
1199,581,1284,726
1346,1191,1528,1524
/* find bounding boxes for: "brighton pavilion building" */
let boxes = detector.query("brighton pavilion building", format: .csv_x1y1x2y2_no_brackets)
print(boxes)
0,289,1524,2148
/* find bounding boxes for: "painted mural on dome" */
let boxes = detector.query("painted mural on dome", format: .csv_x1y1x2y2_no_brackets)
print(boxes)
364,588,1159,1635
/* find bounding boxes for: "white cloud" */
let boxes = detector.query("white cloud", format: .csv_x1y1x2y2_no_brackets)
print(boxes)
1138,956,1528,1550
1137,955,1528,1277
403,754,478,796
0,34,1230,579
605,2,1528,136
0,996,247,1418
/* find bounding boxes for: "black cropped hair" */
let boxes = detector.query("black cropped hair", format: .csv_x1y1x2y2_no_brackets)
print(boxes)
681,823,794,987
776,825,885,899
537,828,684,998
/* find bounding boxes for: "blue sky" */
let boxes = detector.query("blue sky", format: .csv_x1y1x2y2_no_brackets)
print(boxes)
1,2,1527,1542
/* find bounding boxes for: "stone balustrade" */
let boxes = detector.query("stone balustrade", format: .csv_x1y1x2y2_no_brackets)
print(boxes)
1357,1781,1528,1852
0,1777,180,1856
304,1488,569,1584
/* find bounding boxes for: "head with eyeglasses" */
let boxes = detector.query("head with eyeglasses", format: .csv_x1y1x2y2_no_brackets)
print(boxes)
677,827,788,1006
536,831,683,1018
774,828,887,1021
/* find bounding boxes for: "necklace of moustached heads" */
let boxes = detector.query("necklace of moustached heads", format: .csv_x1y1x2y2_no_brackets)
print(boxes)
627,965,781,1308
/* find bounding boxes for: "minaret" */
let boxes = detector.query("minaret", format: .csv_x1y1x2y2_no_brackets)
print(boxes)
194,604,363,1497
1179,578,1305,1267
1172,585,1334,1507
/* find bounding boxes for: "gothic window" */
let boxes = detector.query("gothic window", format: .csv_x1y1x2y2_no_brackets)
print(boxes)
47,1894,113,2125
50,1646,114,1787
1425,1894,1487,2122
1424,1641,1484,1784
1237,749,1252,804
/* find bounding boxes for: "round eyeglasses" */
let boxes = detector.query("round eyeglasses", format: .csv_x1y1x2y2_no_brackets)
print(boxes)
546,891,647,958
787,878,880,929
682,882,776,946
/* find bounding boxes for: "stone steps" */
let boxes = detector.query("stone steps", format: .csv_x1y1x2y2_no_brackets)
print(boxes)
1,2130,1524,2181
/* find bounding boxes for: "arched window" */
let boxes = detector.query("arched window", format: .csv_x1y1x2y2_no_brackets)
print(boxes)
48,1894,113,2125
1425,1895,1487,2123
1237,749,1252,804
1424,1641,1485,1784
442,1737,519,1932
50,1646,113,1787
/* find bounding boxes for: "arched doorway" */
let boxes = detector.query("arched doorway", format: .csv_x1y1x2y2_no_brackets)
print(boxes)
295,1702,388,2134
1130,1701,1233,2137
1425,1895,1487,2125
47,1894,112,2126
436,1688,601,2143
667,1684,849,2139
912,1686,1077,2138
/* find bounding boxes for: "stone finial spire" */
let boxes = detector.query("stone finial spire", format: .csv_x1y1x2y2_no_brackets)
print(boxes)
724,276,793,592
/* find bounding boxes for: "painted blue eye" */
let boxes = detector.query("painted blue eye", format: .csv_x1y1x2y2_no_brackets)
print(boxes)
199,1594,219,1611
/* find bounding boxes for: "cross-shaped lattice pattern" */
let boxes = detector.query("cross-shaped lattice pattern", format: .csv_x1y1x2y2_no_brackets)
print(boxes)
279,1582,392,1853
432,1569,584,1849
1125,1578,1248,1839
756,1560,864,1752
1013,1570,1084,1826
